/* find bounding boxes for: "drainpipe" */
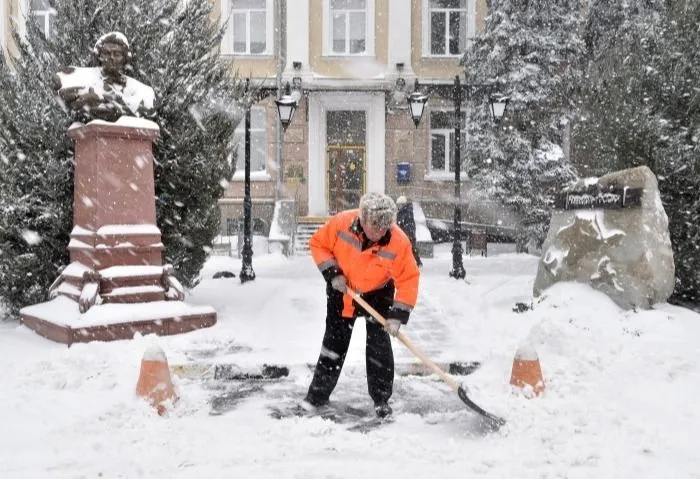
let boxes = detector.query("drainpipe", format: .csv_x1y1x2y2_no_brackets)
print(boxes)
274,0,286,200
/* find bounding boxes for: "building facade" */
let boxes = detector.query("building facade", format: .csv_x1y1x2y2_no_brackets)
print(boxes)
219,0,497,232
2,0,507,237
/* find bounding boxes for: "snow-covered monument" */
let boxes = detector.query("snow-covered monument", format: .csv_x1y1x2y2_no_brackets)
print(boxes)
533,166,675,310
20,33,216,345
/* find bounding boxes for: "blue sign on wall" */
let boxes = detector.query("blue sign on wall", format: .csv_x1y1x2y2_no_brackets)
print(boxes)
397,162,411,183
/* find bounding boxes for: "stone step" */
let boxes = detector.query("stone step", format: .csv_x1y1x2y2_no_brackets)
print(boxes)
55,282,81,302
297,224,323,232
101,285,166,304
98,265,165,293
294,222,324,253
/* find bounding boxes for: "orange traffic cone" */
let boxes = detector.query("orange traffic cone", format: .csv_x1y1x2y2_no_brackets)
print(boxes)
136,346,178,415
510,345,545,397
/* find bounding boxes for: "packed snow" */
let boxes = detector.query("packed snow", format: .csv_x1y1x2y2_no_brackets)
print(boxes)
1,243,699,478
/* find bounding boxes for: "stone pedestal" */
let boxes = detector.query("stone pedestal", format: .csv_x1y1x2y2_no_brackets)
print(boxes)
20,118,217,345
67,121,163,269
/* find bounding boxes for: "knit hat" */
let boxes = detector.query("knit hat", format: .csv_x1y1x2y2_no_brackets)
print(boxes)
359,192,397,229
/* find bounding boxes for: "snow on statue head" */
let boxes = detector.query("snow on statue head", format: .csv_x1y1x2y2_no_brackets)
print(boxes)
52,31,155,123
93,31,132,80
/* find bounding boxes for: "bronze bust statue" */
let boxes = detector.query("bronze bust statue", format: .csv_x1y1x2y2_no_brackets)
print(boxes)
53,32,155,122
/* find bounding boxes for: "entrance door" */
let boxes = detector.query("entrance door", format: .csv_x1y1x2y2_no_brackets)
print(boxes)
326,110,366,214
327,145,365,214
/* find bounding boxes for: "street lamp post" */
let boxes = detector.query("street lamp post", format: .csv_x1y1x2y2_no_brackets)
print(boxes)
450,75,466,279
239,79,256,283
240,80,299,283
408,75,509,279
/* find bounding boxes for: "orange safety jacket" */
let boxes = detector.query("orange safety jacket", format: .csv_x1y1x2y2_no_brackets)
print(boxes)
309,209,420,322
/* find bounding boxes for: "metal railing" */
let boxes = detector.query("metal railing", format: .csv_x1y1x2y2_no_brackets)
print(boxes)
425,217,519,243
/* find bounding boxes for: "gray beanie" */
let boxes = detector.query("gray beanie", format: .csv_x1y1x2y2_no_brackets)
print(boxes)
359,192,397,230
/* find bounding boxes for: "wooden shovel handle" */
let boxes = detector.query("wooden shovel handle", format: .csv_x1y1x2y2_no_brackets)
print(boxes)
348,288,460,393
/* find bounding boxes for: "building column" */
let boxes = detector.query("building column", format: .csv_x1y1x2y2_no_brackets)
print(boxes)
284,0,310,81
388,0,414,79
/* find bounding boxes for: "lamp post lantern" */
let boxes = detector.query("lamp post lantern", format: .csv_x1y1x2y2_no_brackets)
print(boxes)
275,82,298,132
408,76,509,280
489,94,510,123
408,79,429,128
240,80,299,283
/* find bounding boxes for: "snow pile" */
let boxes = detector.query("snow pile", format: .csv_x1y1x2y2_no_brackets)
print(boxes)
412,201,433,243
0,248,698,477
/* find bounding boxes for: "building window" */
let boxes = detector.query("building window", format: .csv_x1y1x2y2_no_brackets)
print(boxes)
424,0,475,57
429,110,466,175
324,0,375,56
234,107,267,174
222,0,273,55
31,0,56,38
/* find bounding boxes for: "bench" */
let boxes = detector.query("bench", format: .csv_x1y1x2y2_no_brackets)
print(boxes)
465,229,487,257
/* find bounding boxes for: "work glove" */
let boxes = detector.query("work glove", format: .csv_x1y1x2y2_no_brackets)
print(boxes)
330,274,347,293
385,319,402,337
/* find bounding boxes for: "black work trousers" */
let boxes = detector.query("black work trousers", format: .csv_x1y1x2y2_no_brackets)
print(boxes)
306,282,395,406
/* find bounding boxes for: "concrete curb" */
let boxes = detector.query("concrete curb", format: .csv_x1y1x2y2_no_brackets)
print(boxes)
171,361,481,380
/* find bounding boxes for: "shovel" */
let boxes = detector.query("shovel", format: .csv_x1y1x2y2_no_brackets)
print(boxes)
348,288,506,432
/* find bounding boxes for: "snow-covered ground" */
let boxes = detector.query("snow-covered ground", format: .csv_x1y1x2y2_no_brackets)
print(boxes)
1,243,699,478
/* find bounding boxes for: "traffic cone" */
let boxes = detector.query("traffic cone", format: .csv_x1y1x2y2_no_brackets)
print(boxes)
136,345,178,415
509,345,545,397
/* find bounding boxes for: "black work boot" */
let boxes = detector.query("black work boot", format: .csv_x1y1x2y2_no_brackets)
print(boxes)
374,402,393,418
301,394,328,411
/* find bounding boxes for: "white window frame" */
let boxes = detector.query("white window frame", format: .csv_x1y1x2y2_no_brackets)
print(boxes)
322,0,375,57
427,109,467,179
30,0,56,38
220,0,274,56
18,0,56,39
232,106,270,181
421,0,476,58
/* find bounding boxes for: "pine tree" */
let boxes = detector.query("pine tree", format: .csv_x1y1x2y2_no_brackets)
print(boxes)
0,0,242,318
462,0,583,249
652,0,700,303
574,0,700,304
572,0,666,175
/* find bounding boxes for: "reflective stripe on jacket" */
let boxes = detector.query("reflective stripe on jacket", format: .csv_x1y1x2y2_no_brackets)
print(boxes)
309,209,420,321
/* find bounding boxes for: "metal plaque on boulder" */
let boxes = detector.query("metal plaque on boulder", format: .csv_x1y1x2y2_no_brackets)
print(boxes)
554,185,643,210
